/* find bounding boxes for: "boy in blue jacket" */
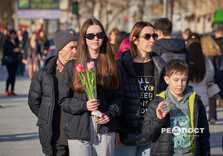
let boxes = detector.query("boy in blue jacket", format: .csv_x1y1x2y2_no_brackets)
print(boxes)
143,59,210,156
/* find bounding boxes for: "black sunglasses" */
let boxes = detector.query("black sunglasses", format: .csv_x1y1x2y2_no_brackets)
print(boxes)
139,33,158,40
85,32,105,40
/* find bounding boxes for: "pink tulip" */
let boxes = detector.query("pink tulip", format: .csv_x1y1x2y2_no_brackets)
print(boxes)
76,64,84,72
87,61,95,70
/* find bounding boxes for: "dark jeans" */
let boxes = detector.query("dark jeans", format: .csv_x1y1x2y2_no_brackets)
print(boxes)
6,64,17,91
209,95,217,120
45,143,69,156
16,56,25,76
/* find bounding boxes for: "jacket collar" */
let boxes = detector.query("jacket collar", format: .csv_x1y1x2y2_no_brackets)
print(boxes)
118,51,137,78
118,50,165,78
44,55,58,73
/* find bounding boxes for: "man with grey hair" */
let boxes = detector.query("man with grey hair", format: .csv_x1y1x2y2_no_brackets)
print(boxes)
28,30,77,156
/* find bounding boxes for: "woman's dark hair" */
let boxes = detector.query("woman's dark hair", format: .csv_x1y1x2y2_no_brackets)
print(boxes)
9,29,16,35
73,18,119,92
188,42,206,83
8,29,17,40
113,31,129,54
186,33,200,49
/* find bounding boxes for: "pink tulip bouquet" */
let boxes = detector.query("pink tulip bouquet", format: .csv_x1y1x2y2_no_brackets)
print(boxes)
76,61,97,100
76,61,103,118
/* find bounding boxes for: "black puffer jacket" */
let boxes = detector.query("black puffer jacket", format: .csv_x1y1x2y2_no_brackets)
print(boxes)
59,59,123,140
142,93,210,156
28,56,58,155
153,38,190,66
117,51,166,134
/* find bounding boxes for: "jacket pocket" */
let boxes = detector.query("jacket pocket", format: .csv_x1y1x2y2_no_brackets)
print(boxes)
37,101,50,123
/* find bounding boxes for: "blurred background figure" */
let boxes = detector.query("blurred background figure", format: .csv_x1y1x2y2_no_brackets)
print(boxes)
108,27,119,53
186,33,201,49
44,38,57,61
3,29,21,96
38,30,49,63
115,37,130,60
16,29,28,76
215,29,223,106
214,29,223,55
26,33,42,80
21,25,28,43
0,27,9,57
113,31,129,56
188,42,214,111
153,18,190,67
201,34,222,125
178,28,192,43
69,29,76,35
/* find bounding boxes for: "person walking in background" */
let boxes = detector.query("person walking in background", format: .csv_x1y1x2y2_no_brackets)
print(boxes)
21,25,29,43
16,29,27,76
115,21,166,156
38,30,49,62
25,33,42,80
177,28,192,44
153,18,190,66
114,37,130,60
59,18,123,156
201,34,222,125
186,33,201,49
0,27,9,55
214,29,223,55
142,59,210,155
108,27,119,53
187,42,214,110
68,29,76,36
3,29,20,96
214,29,223,108
28,29,77,156
113,31,129,55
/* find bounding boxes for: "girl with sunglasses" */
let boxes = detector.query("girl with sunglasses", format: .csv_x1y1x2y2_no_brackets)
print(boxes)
59,18,123,156
115,21,166,156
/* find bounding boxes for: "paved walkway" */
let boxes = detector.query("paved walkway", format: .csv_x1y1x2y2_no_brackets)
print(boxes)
0,65,222,156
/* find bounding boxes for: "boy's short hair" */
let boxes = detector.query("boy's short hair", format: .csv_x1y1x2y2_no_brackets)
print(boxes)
166,59,189,77
154,18,172,36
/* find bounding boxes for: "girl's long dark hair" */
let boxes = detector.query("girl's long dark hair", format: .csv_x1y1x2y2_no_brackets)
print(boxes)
72,18,119,92
188,42,206,83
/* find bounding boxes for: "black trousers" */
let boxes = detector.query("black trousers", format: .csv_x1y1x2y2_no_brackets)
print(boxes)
6,64,17,91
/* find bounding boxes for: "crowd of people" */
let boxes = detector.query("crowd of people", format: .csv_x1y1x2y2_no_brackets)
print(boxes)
0,26,53,96
1,17,223,156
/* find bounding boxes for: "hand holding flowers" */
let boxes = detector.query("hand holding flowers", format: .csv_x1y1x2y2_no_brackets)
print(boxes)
76,61,109,124
86,99,99,111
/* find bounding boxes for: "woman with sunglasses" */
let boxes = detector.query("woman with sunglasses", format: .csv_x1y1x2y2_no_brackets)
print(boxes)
59,18,123,156
115,21,166,156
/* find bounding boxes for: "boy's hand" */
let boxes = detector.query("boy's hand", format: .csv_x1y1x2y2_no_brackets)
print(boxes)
156,101,170,119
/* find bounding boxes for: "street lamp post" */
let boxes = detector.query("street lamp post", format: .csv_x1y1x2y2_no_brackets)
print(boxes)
163,0,168,18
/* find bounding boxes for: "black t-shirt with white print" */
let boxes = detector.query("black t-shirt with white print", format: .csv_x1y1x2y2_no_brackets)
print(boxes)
133,60,155,125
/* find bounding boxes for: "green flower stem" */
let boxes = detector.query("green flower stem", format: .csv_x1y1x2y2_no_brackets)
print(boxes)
86,68,92,99
78,68,96,101
79,72,91,99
